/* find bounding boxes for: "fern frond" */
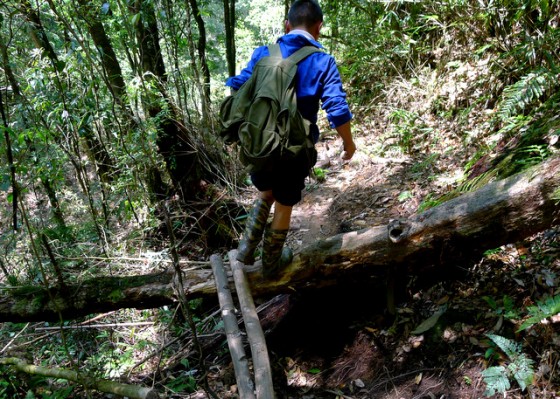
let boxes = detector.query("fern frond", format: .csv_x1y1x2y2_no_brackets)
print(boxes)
508,355,535,391
486,333,521,359
484,334,535,396
482,366,510,397
497,69,557,121
518,294,560,331
458,170,498,192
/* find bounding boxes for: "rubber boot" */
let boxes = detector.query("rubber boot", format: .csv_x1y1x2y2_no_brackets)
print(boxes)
262,228,293,278
236,199,271,265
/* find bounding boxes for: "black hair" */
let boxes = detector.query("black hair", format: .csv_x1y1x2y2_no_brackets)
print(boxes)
287,0,323,29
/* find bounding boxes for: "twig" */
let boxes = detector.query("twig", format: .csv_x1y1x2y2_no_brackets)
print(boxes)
78,311,117,325
58,255,210,266
0,322,29,354
35,322,155,331
128,308,221,374
163,203,219,399
6,332,56,350
368,368,445,393
324,390,355,399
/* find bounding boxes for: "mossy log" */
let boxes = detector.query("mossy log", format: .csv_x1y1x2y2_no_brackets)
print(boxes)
0,357,159,398
1,156,560,323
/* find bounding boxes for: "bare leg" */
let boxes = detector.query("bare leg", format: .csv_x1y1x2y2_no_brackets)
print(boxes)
259,190,292,230
260,190,275,204
261,197,293,278
271,202,292,230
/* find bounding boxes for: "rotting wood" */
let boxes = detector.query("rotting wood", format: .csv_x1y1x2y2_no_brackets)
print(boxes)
210,254,256,399
0,357,159,399
1,155,560,322
229,250,275,399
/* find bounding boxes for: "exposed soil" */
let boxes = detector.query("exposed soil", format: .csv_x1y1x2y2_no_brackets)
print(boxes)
198,130,560,398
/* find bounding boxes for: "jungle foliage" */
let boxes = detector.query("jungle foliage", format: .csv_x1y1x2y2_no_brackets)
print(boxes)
0,0,559,397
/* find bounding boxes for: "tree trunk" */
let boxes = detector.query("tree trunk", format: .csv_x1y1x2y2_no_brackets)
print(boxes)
129,0,202,200
76,0,127,102
2,156,560,322
223,0,236,77
187,0,211,103
0,92,18,232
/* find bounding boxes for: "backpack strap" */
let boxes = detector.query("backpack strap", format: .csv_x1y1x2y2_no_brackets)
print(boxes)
268,43,282,58
287,45,322,64
267,43,322,63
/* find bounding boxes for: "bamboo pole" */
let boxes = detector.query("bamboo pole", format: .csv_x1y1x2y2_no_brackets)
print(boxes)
229,250,275,399
210,254,256,399
0,357,158,399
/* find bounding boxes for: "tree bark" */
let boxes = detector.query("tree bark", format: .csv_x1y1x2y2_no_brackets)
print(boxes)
0,357,159,399
0,90,18,232
75,0,127,102
187,0,211,103
229,250,274,399
128,0,202,200
223,0,236,77
2,156,560,322
210,254,256,399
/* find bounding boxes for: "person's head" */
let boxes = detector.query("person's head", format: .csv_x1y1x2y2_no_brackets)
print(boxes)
286,0,323,40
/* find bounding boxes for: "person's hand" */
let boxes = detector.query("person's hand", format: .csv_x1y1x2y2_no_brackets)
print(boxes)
341,140,356,160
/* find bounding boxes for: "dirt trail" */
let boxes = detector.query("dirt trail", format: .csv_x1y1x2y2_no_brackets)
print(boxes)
289,137,420,250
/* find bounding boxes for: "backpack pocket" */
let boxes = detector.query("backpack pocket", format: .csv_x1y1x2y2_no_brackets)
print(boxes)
219,95,242,144
238,97,282,172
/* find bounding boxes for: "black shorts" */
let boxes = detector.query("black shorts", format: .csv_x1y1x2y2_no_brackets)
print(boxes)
250,149,317,206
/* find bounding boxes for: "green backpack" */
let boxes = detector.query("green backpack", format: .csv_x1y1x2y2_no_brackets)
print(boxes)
219,44,321,173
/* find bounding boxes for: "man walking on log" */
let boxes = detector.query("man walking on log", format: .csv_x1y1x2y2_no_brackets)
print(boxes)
226,0,356,277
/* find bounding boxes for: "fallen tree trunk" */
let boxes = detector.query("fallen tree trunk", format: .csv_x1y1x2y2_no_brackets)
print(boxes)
0,357,158,399
1,156,560,322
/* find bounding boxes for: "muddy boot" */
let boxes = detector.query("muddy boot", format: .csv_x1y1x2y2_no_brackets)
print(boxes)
236,199,271,265
262,228,293,278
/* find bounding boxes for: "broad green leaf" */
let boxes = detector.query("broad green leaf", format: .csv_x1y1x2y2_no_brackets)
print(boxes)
412,305,446,335
131,13,141,26
0,175,10,192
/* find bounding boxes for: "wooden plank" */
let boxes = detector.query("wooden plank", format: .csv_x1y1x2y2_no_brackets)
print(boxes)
210,254,256,399
229,250,275,399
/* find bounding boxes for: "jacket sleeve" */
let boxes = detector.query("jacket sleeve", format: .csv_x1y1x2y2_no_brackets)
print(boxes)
320,56,353,129
225,46,269,90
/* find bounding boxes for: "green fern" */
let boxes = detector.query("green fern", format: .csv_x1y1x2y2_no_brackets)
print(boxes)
482,366,510,396
497,69,557,121
483,334,535,396
457,170,498,193
518,294,560,332
433,169,498,205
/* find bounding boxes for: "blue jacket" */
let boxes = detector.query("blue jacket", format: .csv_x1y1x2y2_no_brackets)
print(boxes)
226,33,352,143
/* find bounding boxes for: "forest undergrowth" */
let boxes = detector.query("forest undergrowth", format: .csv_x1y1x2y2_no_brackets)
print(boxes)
2,41,560,399
1,1,560,398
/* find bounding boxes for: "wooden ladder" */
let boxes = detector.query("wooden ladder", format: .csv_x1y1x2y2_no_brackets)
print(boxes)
210,250,275,399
